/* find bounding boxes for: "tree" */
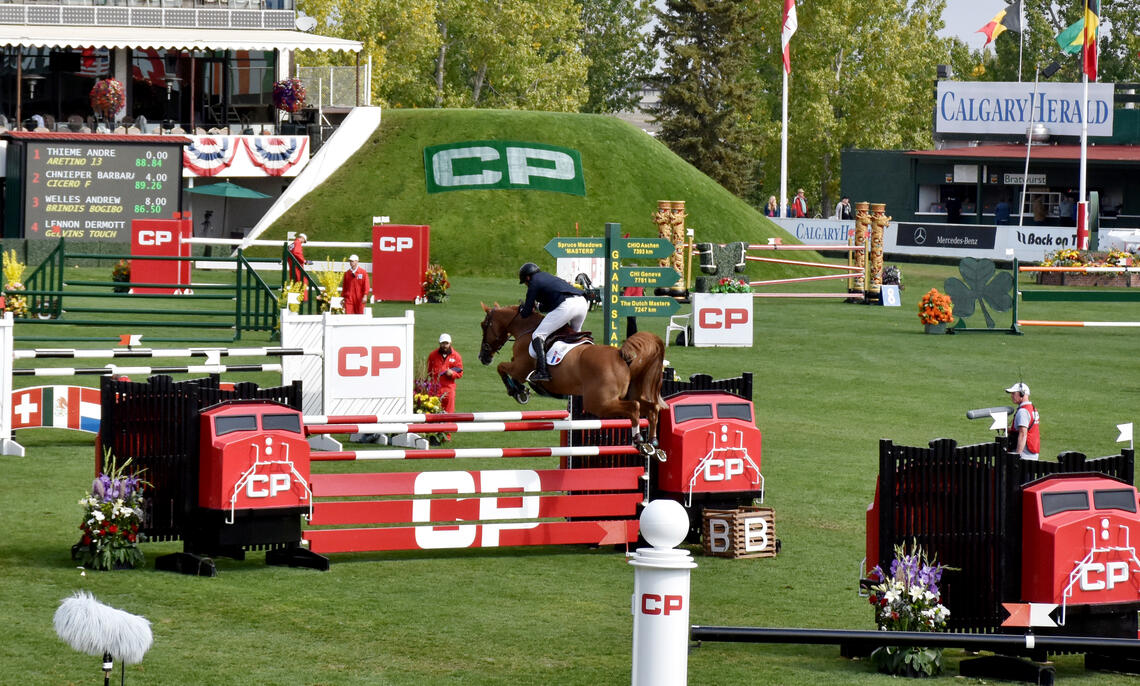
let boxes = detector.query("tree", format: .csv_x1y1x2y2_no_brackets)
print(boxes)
653,0,763,199
749,0,956,213
579,0,656,114
298,0,588,111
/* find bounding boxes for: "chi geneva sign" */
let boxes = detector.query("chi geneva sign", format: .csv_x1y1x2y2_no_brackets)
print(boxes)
936,81,1114,137
424,141,585,196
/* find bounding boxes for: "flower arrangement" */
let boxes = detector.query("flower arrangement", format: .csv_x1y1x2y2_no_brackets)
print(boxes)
413,373,447,443
1042,248,1136,268
2,249,28,318
277,279,305,315
313,260,344,314
866,542,951,677
72,453,148,571
917,288,953,325
89,78,125,119
422,264,451,303
708,277,751,294
111,259,130,293
272,77,307,114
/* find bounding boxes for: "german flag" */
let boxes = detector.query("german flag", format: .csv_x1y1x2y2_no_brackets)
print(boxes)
977,1,1022,47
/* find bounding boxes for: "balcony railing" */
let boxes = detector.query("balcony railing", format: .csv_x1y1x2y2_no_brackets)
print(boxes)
0,2,296,29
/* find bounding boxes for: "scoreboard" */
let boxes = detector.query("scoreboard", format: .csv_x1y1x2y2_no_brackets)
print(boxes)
15,136,186,240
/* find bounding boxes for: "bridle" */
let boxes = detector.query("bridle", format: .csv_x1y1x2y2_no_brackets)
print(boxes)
480,307,520,361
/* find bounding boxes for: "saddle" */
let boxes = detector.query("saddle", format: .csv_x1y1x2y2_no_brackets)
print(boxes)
547,329,593,346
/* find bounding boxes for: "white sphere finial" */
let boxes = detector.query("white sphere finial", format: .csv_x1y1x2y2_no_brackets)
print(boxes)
639,499,689,549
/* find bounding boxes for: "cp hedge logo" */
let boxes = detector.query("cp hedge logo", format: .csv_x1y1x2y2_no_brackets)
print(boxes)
424,141,585,196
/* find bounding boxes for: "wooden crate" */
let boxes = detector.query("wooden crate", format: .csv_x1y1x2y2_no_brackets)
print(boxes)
702,506,777,559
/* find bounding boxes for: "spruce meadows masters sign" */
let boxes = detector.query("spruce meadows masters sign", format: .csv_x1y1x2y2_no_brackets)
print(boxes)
424,141,585,196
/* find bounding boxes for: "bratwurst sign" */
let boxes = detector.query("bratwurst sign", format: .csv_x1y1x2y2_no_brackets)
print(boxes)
936,81,1113,138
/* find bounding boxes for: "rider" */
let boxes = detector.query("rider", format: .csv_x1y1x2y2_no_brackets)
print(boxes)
518,262,589,381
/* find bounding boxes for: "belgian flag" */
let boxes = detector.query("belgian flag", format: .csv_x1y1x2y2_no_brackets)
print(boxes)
976,0,1022,47
1056,0,1100,81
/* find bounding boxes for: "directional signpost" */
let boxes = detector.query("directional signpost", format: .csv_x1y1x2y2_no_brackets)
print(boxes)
545,223,681,346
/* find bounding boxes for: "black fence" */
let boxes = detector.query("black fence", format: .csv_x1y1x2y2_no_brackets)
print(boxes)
99,374,302,543
875,437,1135,633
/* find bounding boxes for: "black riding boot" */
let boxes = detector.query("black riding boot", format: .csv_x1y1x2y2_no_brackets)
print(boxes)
530,337,551,381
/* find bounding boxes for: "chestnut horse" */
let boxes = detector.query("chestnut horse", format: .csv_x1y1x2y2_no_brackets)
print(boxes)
478,303,667,448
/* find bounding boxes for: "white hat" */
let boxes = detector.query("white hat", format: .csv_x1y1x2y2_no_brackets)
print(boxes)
298,233,307,241
439,333,451,343
349,254,359,262
1004,382,1030,395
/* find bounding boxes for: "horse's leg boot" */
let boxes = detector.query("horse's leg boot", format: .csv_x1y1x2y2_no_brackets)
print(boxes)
530,337,551,381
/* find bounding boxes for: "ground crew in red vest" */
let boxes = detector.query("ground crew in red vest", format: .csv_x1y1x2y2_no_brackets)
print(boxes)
341,254,370,314
1005,382,1040,460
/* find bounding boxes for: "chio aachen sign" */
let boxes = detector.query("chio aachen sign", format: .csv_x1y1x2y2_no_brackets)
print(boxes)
936,81,1114,138
423,140,585,196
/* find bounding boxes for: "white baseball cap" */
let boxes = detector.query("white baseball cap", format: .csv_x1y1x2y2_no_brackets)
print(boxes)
298,233,307,241
349,254,359,262
439,333,451,343
1004,382,1030,395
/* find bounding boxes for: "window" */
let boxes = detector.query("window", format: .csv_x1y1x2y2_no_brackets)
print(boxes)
263,413,302,434
716,402,752,422
1093,489,1138,513
1041,491,1090,517
215,414,258,436
673,403,713,423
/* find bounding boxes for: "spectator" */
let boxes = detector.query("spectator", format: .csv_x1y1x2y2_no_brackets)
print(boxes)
289,233,307,282
834,196,853,221
994,198,1011,225
764,196,779,217
945,195,962,223
1004,382,1040,460
792,188,809,218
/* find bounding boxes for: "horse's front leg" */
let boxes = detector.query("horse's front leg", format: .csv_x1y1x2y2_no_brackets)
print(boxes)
497,363,530,404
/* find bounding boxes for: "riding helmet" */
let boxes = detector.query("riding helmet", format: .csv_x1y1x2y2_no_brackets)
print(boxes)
518,262,540,283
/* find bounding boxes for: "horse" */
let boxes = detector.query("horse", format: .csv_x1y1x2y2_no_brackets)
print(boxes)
477,303,667,451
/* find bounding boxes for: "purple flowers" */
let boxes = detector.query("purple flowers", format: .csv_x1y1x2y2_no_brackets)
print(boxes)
91,473,142,503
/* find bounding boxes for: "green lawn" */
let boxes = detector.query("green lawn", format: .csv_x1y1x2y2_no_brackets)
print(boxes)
4,262,1140,685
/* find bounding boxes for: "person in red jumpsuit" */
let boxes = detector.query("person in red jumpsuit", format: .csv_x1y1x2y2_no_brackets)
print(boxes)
288,233,307,282
341,254,370,314
426,333,463,414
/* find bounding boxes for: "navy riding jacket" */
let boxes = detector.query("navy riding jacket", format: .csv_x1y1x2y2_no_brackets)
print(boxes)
519,271,583,318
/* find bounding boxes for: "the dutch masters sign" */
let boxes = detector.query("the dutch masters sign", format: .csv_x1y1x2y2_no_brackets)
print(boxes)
936,81,1114,138
424,141,585,196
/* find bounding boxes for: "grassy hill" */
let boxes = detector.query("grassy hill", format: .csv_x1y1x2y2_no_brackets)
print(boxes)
268,108,812,278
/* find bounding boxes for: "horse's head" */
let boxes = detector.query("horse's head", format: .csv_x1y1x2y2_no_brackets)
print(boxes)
478,302,513,365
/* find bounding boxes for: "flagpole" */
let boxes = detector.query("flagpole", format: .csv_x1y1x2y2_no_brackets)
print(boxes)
1018,66,1040,229
1078,0,1090,249
779,69,789,219
1017,1,1024,81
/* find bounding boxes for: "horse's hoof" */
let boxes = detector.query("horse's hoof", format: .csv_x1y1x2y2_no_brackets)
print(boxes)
636,442,655,457
514,390,530,405
655,449,667,462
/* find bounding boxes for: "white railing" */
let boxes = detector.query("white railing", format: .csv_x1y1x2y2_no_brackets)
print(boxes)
0,3,296,29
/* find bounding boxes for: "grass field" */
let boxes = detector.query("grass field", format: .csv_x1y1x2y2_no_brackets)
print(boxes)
4,262,1140,685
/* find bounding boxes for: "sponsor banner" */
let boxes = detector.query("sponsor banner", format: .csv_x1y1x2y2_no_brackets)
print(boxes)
894,222,996,250
691,293,753,347
936,81,1114,137
772,218,855,244
183,135,310,178
423,141,585,196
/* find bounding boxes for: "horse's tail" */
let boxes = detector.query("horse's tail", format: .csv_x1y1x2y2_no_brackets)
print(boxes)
619,332,667,411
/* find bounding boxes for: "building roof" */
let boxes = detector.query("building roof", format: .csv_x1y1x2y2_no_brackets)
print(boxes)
3,131,191,144
908,144,1140,163
0,25,362,53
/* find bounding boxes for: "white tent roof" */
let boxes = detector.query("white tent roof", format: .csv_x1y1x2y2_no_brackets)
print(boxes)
0,25,361,52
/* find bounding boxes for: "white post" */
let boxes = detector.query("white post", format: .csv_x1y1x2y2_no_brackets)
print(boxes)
0,312,25,456
630,499,696,686
779,69,789,219
1078,73,1090,249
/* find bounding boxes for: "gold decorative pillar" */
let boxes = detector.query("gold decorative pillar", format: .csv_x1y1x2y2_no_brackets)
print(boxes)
852,201,871,295
652,200,687,290
870,203,890,299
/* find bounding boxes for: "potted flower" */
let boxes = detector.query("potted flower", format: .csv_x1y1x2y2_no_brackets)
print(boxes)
866,543,951,677
313,262,344,314
691,277,753,347
89,78,125,121
413,375,446,444
422,263,450,303
917,288,952,334
111,259,130,293
71,453,148,571
272,77,307,114
2,249,28,318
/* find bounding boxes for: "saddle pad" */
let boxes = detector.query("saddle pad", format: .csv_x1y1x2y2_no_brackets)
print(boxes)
529,339,590,365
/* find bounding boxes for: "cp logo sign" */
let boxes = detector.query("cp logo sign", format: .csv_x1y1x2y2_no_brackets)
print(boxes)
245,473,291,498
378,236,414,252
139,230,173,245
698,308,749,329
337,346,401,376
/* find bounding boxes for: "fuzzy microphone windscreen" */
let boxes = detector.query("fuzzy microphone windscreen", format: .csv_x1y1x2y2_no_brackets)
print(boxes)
53,591,153,664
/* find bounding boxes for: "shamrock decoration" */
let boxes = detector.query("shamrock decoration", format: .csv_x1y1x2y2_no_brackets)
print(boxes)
943,257,1014,329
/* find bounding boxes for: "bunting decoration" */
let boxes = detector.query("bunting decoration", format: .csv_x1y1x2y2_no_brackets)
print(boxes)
183,137,239,177
243,136,310,177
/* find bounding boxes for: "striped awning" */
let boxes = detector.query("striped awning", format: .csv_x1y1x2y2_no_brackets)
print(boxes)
0,25,361,52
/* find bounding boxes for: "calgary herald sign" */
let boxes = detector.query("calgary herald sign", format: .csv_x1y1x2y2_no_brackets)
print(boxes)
936,81,1114,137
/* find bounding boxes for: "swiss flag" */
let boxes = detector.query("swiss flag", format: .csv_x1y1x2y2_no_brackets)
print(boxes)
11,388,43,429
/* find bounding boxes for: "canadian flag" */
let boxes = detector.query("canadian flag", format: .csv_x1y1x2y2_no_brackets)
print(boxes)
781,0,798,74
